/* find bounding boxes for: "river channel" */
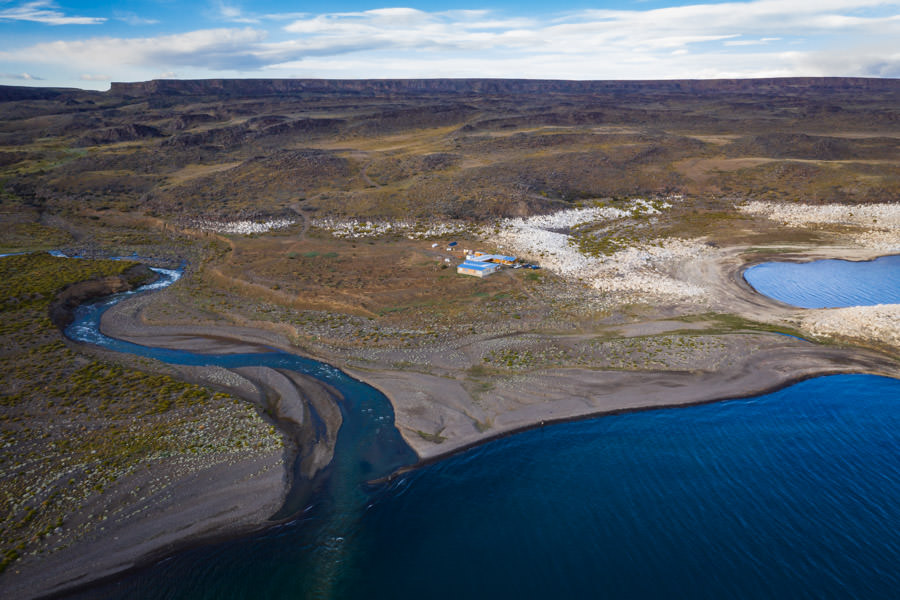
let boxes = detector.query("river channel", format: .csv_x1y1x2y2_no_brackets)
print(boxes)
58,258,900,599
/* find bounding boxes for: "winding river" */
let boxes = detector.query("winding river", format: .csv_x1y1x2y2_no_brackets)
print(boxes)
52,258,900,599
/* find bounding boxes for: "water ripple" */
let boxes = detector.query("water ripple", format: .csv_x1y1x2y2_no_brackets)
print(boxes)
744,255,900,308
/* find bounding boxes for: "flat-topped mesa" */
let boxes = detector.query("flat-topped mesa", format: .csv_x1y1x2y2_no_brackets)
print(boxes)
107,77,900,99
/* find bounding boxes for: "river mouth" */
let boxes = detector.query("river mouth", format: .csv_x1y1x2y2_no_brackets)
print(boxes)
68,373,900,600
55,262,417,594
743,254,900,308
46,256,900,599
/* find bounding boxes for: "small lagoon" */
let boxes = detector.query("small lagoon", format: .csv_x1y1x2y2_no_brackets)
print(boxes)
743,254,900,308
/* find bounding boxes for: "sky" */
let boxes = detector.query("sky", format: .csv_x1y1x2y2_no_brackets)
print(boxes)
1,0,899,89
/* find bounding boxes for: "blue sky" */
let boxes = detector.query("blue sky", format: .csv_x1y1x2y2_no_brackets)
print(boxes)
1,0,899,89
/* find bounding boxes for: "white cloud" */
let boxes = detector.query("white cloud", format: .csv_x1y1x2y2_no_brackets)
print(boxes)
274,1,899,58
0,71,44,80
2,1,898,81
114,11,159,26
0,1,104,25
4,28,271,70
724,38,777,46
218,2,258,24
273,50,803,80
79,73,110,81
217,2,308,24
798,46,900,76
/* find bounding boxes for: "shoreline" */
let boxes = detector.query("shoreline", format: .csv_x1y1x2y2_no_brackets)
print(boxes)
10,246,900,599
26,456,287,600
371,368,899,483
96,244,900,465
24,328,899,599
351,337,899,462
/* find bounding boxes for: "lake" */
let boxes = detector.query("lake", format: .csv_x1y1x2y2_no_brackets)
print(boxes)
743,254,900,308
74,375,900,600
60,258,900,600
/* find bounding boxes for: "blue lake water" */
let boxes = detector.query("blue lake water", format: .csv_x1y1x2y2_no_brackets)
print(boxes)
72,375,900,600
743,254,900,308
48,258,900,599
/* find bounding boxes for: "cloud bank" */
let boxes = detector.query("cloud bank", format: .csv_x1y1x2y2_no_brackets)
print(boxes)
1,0,898,85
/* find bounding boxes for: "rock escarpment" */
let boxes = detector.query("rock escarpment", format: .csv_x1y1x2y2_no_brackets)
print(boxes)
49,264,156,329
108,77,900,99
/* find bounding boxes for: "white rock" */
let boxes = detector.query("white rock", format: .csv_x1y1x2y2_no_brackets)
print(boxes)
802,304,900,347
192,219,295,235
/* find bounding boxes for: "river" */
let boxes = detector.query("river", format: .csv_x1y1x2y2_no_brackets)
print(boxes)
55,257,900,599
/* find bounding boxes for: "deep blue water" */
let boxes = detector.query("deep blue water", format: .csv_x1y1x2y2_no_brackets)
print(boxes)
73,375,900,600
743,254,900,308
49,258,900,599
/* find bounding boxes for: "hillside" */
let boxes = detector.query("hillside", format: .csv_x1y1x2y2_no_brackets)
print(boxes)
1,77,898,229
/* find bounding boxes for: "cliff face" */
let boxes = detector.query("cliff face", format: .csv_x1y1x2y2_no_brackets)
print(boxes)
108,77,900,99
0,85,67,102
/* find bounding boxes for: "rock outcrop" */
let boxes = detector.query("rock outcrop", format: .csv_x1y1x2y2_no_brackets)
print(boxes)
74,124,165,147
49,264,157,329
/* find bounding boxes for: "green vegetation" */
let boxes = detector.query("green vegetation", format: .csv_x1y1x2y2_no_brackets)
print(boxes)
674,312,808,338
0,252,136,313
3,80,897,226
415,428,447,444
0,222,73,252
0,252,281,574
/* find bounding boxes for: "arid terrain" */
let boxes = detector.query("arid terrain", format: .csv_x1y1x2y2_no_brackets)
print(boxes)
1,78,898,597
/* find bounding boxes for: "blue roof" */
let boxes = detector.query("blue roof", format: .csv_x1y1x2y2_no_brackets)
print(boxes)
458,261,495,271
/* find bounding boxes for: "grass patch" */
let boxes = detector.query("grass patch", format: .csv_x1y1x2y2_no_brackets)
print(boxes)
674,312,807,338
0,252,282,574
415,428,447,444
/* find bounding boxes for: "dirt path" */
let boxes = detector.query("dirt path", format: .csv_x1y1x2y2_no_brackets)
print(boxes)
359,159,379,188
289,202,311,238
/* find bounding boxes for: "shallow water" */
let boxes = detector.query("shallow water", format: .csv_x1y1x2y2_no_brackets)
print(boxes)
743,254,900,308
